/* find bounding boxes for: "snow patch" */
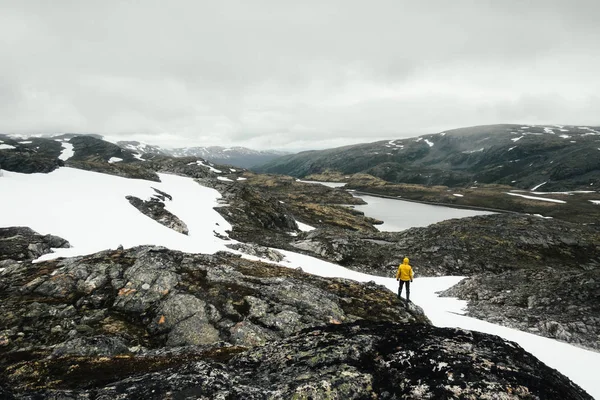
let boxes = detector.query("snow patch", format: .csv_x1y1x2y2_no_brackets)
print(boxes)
506,192,566,203
511,136,524,142
296,221,315,232
508,146,517,151
590,200,600,205
19,140,33,144
237,177,247,181
452,194,464,197
217,176,233,182
108,157,123,163
559,134,571,139
0,144,16,150
530,182,547,191
194,160,222,173
58,143,74,161
424,139,434,147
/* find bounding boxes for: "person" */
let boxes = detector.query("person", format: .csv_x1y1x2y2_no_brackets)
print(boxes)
396,257,414,304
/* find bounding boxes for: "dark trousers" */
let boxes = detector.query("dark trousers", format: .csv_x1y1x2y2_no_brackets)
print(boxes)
398,280,410,302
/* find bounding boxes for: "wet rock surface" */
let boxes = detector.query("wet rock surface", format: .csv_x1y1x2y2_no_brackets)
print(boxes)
1,321,592,399
441,268,600,351
0,227,70,262
126,189,189,235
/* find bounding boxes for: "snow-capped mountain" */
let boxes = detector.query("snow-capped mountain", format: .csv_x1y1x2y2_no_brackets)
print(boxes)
164,146,289,169
115,140,289,168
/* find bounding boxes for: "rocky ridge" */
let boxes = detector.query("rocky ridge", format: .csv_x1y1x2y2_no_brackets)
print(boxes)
0,227,70,263
0,244,592,399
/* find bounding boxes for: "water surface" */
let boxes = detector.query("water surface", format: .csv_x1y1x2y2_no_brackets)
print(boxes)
353,194,493,231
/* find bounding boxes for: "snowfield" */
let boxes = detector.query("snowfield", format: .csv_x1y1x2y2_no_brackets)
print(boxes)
58,142,74,161
0,168,233,259
0,167,598,398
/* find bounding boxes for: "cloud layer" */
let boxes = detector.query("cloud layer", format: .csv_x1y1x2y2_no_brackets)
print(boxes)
1,0,599,150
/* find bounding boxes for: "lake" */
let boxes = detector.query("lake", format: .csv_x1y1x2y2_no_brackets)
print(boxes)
298,180,493,231
353,194,493,231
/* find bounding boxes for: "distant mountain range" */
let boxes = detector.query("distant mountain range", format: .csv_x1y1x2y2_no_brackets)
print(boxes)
116,140,289,168
253,124,600,191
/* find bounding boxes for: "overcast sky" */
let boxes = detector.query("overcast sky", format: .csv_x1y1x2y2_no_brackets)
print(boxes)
1,0,599,150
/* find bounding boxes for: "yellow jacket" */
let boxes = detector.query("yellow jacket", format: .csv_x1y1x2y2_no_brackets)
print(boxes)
396,258,414,281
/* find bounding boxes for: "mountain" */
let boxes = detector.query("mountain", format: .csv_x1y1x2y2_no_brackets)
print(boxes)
115,140,289,168
163,145,289,168
254,124,600,191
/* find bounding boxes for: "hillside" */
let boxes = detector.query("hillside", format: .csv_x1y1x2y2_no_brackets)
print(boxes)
254,124,600,191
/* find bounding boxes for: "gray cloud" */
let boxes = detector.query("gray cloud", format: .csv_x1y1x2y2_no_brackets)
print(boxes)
0,0,599,150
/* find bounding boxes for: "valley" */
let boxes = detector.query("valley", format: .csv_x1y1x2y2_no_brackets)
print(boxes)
1,127,599,398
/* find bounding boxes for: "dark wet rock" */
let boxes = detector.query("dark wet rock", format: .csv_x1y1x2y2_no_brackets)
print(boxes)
440,268,600,351
126,192,189,235
2,321,592,399
0,227,70,262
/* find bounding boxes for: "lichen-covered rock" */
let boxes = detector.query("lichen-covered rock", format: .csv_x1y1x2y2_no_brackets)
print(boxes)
0,227,70,262
2,321,592,399
0,246,425,382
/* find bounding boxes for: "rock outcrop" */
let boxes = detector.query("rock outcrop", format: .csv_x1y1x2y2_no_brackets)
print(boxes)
0,245,425,366
126,189,189,235
441,268,600,351
0,227,70,263
1,321,592,399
